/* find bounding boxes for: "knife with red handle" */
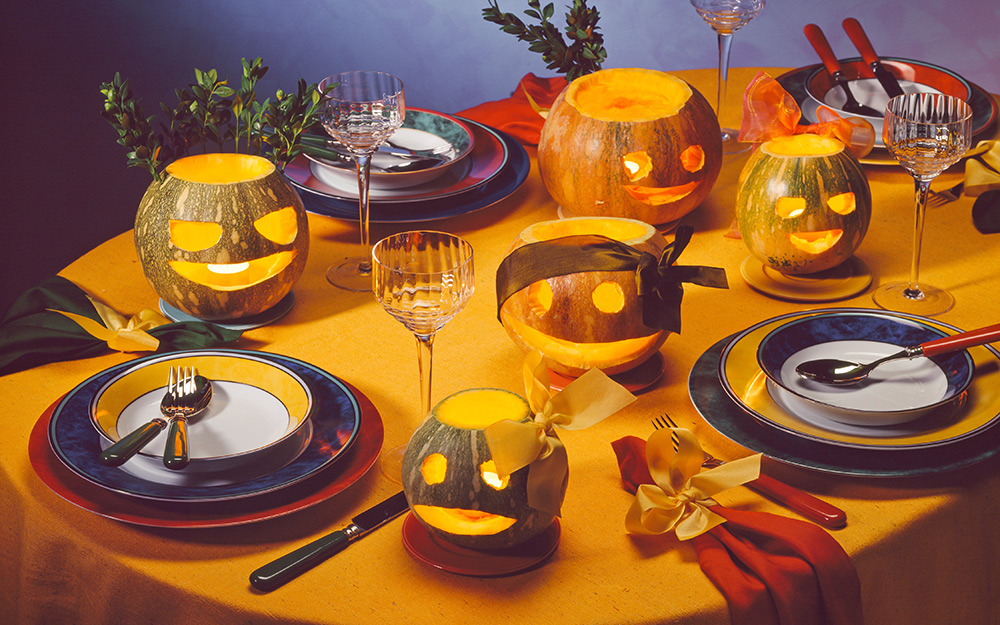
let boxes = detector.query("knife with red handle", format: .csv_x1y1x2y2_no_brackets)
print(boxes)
842,17,904,98
803,23,881,117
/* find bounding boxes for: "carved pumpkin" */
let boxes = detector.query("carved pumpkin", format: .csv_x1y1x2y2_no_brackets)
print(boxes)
402,388,558,550
499,217,668,377
538,68,722,226
736,134,872,274
134,153,309,320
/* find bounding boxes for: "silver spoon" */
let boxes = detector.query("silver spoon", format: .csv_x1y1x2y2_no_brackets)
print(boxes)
795,322,1000,385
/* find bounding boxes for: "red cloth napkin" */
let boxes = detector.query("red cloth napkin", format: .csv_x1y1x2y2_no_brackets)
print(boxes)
457,73,567,146
612,436,863,625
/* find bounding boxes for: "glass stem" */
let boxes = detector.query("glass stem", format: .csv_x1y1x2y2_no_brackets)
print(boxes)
905,178,932,300
354,153,373,275
716,32,734,125
416,333,435,418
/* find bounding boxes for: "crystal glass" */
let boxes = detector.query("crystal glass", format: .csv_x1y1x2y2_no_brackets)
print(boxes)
319,71,405,291
372,231,474,481
873,93,973,316
690,0,765,154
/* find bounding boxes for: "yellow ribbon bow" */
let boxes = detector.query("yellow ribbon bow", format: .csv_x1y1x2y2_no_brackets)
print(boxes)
963,140,1000,197
626,428,761,540
485,351,637,517
50,295,170,353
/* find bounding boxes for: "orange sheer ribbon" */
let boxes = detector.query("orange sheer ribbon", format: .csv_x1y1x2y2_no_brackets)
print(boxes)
738,71,876,159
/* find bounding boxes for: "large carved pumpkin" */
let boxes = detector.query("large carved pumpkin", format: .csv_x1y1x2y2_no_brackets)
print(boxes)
538,68,722,226
736,134,871,274
402,388,558,550
499,217,668,377
134,153,309,320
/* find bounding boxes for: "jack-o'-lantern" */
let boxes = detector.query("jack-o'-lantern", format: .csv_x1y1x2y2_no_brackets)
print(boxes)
736,134,871,274
402,388,558,550
538,68,722,226
499,217,668,377
134,153,309,320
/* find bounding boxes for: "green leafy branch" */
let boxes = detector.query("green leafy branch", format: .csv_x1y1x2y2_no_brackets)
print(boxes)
100,57,326,181
482,0,606,81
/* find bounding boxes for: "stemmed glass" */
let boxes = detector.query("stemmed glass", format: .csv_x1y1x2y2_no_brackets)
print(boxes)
690,0,765,154
319,71,405,291
372,231,475,481
873,93,973,316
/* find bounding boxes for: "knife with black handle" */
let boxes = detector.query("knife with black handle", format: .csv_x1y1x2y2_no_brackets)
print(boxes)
249,491,409,592
842,17,904,98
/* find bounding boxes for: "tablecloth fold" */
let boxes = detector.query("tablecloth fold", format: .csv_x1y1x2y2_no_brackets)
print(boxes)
457,73,567,146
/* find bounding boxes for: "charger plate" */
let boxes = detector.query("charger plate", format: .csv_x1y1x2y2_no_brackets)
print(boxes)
48,350,362,502
717,309,1000,450
29,375,383,527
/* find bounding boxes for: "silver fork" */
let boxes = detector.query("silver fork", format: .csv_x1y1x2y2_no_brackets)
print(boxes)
162,366,213,470
653,414,847,529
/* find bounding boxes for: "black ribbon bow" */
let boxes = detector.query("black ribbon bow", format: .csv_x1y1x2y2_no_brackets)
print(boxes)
496,225,728,335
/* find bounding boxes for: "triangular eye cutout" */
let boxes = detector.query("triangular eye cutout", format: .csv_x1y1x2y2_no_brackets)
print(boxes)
169,220,223,252
254,206,298,244
827,192,857,215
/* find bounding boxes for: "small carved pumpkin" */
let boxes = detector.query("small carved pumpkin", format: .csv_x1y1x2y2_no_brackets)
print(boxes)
499,217,668,377
402,388,558,550
736,134,872,274
538,68,722,226
134,153,309,319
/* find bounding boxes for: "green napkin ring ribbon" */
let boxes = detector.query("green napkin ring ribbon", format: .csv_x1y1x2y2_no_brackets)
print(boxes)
496,225,728,334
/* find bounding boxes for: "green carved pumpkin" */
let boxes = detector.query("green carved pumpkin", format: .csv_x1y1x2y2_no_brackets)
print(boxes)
401,388,558,550
134,153,309,320
736,134,871,274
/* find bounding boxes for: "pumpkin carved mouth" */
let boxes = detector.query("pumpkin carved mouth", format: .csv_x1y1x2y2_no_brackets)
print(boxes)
169,251,296,290
623,180,700,206
411,504,518,536
788,230,844,254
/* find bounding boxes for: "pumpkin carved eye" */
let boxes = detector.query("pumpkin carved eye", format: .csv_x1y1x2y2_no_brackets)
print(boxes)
591,281,625,313
254,206,299,245
680,145,705,172
169,220,223,252
827,192,856,215
480,460,509,490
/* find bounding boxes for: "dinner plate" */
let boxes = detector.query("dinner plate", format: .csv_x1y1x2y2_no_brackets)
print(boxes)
29,377,384,528
49,350,362,502
91,351,314,474
689,334,1000,477
288,119,530,223
717,309,1000,450
288,116,505,204
776,59,998,165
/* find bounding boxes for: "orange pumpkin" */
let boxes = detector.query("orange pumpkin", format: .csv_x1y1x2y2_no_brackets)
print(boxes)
499,217,668,377
538,68,722,226
134,153,309,320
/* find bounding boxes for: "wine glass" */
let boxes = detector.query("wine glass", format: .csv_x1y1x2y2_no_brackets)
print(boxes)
319,71,405,291
873,93,973,316
372,231,475,481
690,0,765,154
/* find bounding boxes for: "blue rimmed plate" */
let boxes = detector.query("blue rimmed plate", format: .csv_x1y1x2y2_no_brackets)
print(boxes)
49,349,361,502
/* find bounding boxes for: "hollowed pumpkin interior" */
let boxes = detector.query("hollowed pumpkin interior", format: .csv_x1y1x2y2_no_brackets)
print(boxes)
166,153,274,183
567,68,691,122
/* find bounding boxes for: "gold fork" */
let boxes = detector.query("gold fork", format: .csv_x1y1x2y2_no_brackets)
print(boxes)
653,414,847,529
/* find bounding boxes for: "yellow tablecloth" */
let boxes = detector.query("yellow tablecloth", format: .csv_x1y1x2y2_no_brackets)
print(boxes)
3,67,1000,625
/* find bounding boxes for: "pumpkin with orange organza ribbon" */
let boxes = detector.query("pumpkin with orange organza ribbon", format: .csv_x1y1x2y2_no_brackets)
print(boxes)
738,71,876,158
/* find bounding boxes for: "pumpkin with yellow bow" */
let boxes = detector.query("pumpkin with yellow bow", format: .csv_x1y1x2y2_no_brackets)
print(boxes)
401,353,635,550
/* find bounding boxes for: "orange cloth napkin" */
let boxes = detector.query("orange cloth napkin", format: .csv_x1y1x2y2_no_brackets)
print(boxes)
612,436,863,625
457,73,567,146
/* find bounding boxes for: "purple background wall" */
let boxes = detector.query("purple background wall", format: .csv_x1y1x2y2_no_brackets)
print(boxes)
2,0,997,312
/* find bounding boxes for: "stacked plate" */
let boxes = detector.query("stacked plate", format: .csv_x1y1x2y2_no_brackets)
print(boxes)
285,107,531,223
688,308,1000,477
30,349,384,527
776,58,998,165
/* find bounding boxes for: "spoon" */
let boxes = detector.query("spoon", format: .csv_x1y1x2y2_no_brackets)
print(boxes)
803,24,881,117
795,322,1000,385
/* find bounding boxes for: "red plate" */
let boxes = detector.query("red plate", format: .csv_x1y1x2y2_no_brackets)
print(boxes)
28,381,383,528
401,513,560,576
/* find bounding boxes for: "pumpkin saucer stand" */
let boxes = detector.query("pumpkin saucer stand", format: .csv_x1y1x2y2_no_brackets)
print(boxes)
158,291,295,331
739,255,873,302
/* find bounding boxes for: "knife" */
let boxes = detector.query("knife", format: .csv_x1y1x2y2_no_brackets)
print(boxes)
842,18,904,98
803,24,881,117
249,491,409,592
